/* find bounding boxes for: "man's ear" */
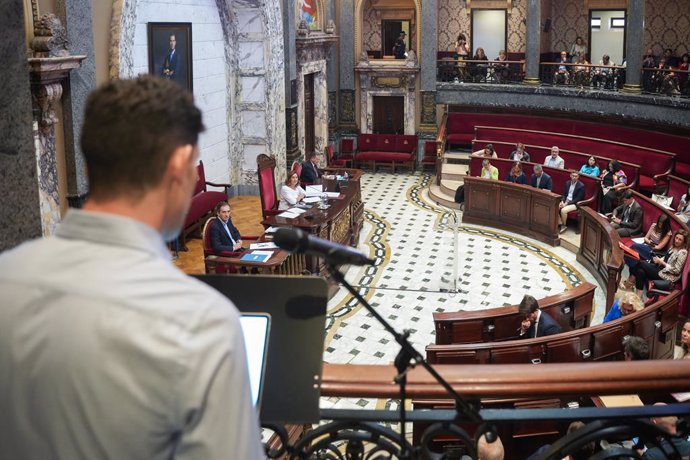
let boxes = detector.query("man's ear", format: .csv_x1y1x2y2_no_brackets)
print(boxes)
167,144,195,181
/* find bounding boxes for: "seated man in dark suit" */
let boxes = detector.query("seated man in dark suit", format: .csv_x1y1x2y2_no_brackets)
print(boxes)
518,294,561,339
210,201,243,254
610,190,643,237
530,164,553,191
558,171,585,233
300,151,332,184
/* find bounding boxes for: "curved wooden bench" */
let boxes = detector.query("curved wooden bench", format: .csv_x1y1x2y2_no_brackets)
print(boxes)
433,283,596,345
425,291,680,365
666,175,690,210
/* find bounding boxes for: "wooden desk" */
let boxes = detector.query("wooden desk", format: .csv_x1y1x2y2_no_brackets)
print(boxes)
263,170,365,275
204,236,307,275
462,177,561,246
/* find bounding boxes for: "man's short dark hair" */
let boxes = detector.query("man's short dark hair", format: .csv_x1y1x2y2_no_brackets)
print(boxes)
518,295,539,317
622,190,634,200
214,200,229,214
81,75,204,200
623,336,649,360
307,151,320,160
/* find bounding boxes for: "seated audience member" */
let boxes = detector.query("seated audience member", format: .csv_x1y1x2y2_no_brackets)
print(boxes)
599,160,627,214
509,142,530,162
493,49,511,83
592,54,616,89
544,146,565,169
505,161,527,184
642,404,690,460
625,230,688,292
674,320,690,360
654,58,681,95
558,171,585,233
609,190,643,237
279,171,306,210
300,151,333,184
211,201,243,254
569,36,587,62
604,290,643,323
663,47,680,68
477,433,504,460
678,53,689,93
628,214,672,265
571,54,590,87
0,76,263,459
527,421,594,460
518,294,561,338
480,158,499,180
676,185,690,224
642,49,657,92
623,335,650,361
472,144,497,158
471,47,489,82
530,164,553,191
554,51,570,84
579,156,600,177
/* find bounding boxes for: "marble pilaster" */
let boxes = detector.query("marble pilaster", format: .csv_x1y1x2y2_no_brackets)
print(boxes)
420,0,437,91
57,0,97,207
339,0,355,90
0,0,42,251
524,0,541,84
419,91,437,132
623,0,645,93
339,89,357,130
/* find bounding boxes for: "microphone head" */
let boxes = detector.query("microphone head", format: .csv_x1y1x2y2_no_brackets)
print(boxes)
274,227,304,252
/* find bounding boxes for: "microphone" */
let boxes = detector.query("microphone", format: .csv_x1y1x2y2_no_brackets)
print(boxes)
274,227,376,266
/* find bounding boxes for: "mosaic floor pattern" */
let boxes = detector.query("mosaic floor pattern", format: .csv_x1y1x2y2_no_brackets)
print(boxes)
320,172,606,412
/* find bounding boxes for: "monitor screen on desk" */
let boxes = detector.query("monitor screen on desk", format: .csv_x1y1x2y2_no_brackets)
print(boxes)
239,314,271,408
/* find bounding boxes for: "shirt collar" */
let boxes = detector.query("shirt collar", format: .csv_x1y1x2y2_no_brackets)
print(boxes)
55,209,170,260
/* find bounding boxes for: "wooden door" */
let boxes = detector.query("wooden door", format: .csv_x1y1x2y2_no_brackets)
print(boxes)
373,96,404,134
304,73,315,155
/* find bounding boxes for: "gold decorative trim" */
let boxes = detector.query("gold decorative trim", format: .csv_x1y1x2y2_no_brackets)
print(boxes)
372,76,404,88
523,77,540,85
622,84,642,94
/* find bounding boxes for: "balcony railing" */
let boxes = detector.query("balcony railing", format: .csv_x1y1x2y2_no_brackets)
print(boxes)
437,59,525,84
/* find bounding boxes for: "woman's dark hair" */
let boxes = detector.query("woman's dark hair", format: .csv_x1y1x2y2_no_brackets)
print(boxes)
587,156,597,166
485,144,494,153
682,53,690,62
656,214,671,237
285,171,299,185
511,162,523,175
457,33,466,42
610,160,621,172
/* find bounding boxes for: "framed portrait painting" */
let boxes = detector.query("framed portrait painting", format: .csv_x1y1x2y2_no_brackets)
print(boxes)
148,22,193,92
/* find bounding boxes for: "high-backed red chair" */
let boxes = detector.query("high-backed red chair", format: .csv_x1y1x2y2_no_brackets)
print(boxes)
202,217,258,274
325,144,351,168
420,141,437,171
340,138,355,165
257,154,282,220
291,161,302,177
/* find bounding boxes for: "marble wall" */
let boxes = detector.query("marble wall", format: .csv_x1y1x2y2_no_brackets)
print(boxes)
437,0,527,54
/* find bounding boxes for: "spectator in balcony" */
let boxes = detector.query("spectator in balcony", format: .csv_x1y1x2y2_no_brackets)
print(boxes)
480,159,499,180
604,290,643,323
558,171,584,233
569,36,587,62
530,164,552,191
657,58,681,96
675,185,690,224
518,294,561,338
579,156,600,177
471,144,497,158
493,49,511,83
470,47,489,82
623,335,649,361
642,48,658,92
505,161,527,185
554,51,570,85
455,33,470,80
571,53,590,87
677,53,689,94
544,146,565,169
509,142,530,162
599,159,627,214
674,320,690,360
592,54,616,89
663,47,680,67
392,31,407,59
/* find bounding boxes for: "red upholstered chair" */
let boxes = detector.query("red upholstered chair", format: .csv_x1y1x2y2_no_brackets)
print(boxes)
420,141,437,171
202,217,259,274
291,161,302,177
340,138,355,165
257,154,282,220
325,144,351,168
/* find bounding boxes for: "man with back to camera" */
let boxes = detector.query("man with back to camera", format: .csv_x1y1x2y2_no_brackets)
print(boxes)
518,294,562,339
0,76,263,459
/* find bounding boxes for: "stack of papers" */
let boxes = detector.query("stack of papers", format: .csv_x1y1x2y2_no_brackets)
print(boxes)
250,242,278,250
303,196,321,203
305,185,323,197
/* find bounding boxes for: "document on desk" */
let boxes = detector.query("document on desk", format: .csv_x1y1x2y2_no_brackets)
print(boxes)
324,192,340,199
305,185,323,197
250,242,278,250
278,210,301,218
289,207,307,215
240,250,273,263
303,196,321,203
264,226,280,234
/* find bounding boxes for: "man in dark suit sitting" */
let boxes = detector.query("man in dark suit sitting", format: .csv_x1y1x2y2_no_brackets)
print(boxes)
518,294,561,339
610,190,643,237
558,171,585,233
210,201,242,254
530,164,552,191
300,152,324,185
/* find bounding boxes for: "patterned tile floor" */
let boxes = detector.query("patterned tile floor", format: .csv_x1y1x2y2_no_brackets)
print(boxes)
320,172,606,412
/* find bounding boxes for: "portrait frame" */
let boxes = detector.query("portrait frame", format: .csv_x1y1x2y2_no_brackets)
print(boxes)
147,22,193,93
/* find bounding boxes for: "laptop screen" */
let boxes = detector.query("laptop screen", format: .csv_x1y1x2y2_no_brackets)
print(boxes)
239,314,271,408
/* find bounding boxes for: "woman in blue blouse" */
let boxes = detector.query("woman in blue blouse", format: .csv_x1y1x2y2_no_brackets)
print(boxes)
579,156,600,177
604,290,643,323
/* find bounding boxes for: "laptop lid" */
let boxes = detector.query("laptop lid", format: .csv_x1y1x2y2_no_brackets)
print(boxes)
194,274,328,423
239,313,271,409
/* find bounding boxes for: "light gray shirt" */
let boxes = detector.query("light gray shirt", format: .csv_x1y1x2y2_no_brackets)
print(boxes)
544,155,565,169
0,209,263,460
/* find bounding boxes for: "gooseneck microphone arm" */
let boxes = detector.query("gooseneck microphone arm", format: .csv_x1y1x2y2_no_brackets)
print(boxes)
274,228,376,267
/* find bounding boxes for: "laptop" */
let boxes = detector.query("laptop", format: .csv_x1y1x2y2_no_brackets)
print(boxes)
194,274,328,423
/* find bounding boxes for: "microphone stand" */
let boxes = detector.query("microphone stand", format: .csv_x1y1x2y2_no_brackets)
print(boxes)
326,263,482,458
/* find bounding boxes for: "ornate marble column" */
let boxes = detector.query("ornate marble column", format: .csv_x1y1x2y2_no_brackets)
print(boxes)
623,0,644,94
419,0,438,131
524,0,541,85
338,0,357,130
29,14,85,236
